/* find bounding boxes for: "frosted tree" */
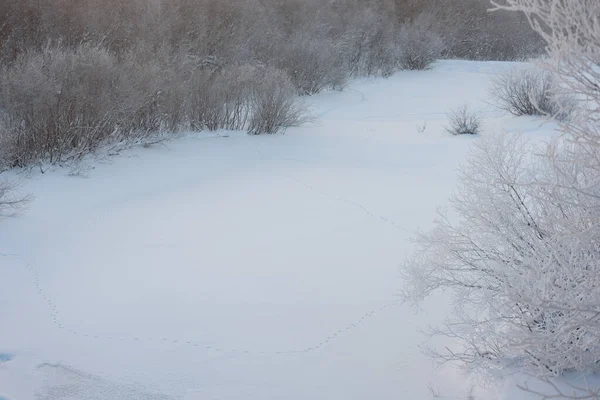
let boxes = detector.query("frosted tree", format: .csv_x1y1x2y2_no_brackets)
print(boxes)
401,0,600,389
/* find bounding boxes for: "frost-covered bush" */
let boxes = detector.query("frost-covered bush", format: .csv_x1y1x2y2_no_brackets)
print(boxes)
342,8,445,76
0,42,313,168
342,9,400,78
397,15,445,71
0,44,159,167
248,68,308,135
401,134,600,376
416,0,544,61
185,65,309,134
445,105,481,135
276,37,347,95
186,65,264,132
492,68,574,121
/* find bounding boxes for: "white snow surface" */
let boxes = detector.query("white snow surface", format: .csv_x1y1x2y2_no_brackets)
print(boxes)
0,60,561,399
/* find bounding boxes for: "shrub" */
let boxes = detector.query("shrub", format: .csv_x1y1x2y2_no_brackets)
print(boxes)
185,65,261,132
0,44,159,167
344,10,399,77
275,36,347,95
146,52,201,133
397,15,445,71
183,64,309,134
445,105,481,135
247,68,309,135
414,0,544,61
210,65,259,130
491,68,573,121
401,134,600,377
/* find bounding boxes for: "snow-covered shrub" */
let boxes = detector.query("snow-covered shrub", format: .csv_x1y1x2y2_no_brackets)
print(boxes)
276,36,347,95
433,0,543,61
0,44,160,166
445,105,481,135
401,134,600,377
147,52,201,133
492,68,573,121
211,65,260,130
247,68,309,135
185,64,308,134
344,9,399,77
186,65,255,132
397,15,445,71
184,68,220,132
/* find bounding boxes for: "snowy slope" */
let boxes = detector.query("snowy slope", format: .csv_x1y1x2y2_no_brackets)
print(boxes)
0,60,557,400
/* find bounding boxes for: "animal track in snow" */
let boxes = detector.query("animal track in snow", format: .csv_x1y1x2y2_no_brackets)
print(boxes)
1,252,400,357
249,140,407,235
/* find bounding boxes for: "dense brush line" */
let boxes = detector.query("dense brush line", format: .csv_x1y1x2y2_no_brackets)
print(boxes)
0,0,543,65
0,0,543,167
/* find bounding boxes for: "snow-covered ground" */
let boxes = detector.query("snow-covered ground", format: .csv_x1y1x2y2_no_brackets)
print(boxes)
0,60,558,400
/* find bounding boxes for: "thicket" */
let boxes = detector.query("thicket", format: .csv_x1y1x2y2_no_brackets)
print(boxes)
0,0,543,167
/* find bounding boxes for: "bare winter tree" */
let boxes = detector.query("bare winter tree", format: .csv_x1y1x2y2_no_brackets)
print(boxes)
402,0,600,396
